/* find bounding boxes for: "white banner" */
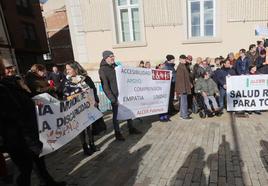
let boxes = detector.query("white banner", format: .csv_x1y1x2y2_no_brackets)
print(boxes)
227,75,268,111
255,26,268,36
116,66,171,120
33,90,103,156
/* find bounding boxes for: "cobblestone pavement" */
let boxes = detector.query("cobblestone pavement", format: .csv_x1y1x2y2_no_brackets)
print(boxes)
5,111,268,186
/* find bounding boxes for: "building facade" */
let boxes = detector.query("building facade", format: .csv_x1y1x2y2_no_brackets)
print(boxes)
42,0,74,65
65,0,268,71
1,0,48,73
0,2,17,69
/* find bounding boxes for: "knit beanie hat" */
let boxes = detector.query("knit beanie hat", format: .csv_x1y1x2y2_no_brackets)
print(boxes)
2,58,15,68
166,55,175,61
102,50,114,59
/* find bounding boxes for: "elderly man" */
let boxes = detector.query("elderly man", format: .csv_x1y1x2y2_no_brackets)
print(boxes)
175,55,192,120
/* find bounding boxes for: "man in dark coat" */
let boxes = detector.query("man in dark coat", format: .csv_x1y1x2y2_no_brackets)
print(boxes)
47,66,64,90
246,44,259,66
175,55,192,120
213,59,236,109
163,54,176,115
99,50,141,141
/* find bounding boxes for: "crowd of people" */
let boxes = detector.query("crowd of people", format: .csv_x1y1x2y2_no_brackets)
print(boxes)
0,38,268,185
137,38,268,121
0,50,142,185
0,59,110,185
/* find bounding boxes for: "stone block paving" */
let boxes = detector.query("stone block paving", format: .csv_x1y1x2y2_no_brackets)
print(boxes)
5,111,268,186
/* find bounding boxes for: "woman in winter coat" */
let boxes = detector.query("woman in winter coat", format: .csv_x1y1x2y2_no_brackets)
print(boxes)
62,61,100,155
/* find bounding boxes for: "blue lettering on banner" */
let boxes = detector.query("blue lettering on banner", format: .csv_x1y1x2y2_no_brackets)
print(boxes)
127,79,142,84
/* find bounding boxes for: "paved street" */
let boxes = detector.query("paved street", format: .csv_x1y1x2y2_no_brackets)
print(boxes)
17,111,268,185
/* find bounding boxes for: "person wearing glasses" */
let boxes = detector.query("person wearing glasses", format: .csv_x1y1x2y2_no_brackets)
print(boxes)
99,50,141,141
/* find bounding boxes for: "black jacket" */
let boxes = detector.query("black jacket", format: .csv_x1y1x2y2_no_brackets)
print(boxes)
256,56,266,69
0,77,42,153
98,60,118,104
213,67,236,89
25,71,51,96
47,72,64,89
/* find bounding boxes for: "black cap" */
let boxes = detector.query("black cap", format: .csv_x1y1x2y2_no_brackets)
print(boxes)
179,55,187,59
166,55,175,61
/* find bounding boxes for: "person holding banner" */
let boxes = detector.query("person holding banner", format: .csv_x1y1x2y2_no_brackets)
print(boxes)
62,61,101,155
175,55,193,120
163,54,177,116
0,59,66,186
248,65,262,115
99,50,141,141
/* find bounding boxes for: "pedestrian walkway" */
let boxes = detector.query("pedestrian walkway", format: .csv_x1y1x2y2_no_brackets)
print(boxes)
29,112,268,185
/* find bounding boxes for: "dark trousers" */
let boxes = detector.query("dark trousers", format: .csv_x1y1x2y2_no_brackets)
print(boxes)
112,104,133,132
79,126,94,146
8,147,54,186
0,153,7,177
188,87,194,110
168,82,176,114
33,156,54,185
8,148,33,186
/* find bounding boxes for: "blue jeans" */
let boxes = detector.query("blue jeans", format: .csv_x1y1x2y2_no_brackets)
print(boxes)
203,96,219,110
219,88,226,109
180,94,188,118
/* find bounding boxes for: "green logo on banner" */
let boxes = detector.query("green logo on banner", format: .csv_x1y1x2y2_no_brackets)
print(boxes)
246,78,249,87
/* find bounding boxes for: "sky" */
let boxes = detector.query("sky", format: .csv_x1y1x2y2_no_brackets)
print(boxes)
39,0,48,4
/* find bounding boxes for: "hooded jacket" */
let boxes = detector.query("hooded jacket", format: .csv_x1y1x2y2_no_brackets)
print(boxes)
98,59,118,104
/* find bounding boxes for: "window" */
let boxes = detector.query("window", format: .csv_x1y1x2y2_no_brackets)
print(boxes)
16,0,29,8
22,23,39,48
23,23,36,40
115,0,141,43
16,0,34,16
188,0,215,38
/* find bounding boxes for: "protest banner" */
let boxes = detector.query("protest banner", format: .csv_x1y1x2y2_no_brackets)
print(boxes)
255,26,268,36
33,90,103,156
227,75,268,111
115,66,171,120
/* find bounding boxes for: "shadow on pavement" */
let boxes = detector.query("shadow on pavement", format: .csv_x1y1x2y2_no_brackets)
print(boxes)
207,135,244,185
170,135,245,186
260,140,268,172
41,114,156,186
68,116,154,186
170,147,206,185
